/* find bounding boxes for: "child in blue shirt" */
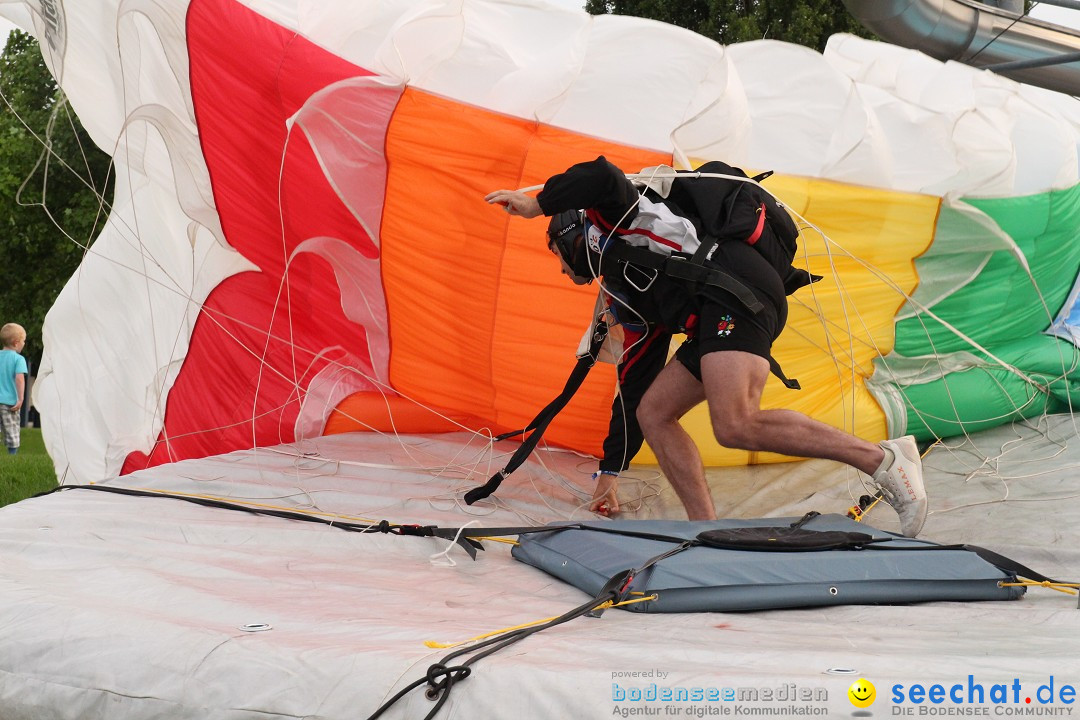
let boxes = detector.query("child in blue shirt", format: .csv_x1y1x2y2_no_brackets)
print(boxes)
0,324,28,455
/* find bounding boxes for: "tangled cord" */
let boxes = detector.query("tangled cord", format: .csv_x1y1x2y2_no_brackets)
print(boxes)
363,575,640,720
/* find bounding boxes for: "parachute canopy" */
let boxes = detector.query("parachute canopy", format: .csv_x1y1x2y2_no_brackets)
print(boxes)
3,3,1080,719
1,0,1079,484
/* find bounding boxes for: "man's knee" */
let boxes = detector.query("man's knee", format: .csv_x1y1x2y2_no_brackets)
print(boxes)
709,408,763,451
636,389,686,436
635,397,663,435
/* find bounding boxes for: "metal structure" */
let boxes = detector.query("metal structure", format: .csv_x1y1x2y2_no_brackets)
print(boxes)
842,0,1080,95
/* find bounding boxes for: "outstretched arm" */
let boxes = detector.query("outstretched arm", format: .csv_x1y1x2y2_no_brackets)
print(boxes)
484,189,542,218
537,156,639,225
484,156,639,225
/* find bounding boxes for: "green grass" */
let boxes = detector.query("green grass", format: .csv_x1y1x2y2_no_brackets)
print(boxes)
0,428,59,508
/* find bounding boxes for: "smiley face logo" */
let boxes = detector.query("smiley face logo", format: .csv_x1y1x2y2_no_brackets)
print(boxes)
847,678,876,708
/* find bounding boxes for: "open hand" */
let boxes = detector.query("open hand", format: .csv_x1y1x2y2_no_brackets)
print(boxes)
484,189,542,218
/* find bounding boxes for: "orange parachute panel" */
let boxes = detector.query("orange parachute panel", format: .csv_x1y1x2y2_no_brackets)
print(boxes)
324,393,478,436
329,88,667,454
328,88,939,466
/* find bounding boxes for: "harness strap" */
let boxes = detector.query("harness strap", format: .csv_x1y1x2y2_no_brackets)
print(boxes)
769,356,801,390
463,317,610,506
602,242,764,315
688,234,718,265
603,242,804,388
960,544,1060,584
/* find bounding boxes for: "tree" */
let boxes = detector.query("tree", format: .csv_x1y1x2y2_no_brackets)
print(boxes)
583,0,874,51
0,29,113,371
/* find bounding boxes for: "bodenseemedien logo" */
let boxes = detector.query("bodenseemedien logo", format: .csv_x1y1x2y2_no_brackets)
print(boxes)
609,676,830,716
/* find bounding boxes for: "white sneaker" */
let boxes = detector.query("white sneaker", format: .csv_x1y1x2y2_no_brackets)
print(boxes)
871,435,928,538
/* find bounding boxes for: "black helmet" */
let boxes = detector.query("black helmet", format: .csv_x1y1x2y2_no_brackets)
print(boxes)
546,210,596,284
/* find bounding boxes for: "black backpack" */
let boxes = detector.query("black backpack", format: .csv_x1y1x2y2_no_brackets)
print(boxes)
645,160,817,296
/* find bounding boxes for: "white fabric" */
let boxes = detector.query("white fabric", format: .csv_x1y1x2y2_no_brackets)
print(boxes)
1,425,1079,718
595,195,701,256
1,0,1080,482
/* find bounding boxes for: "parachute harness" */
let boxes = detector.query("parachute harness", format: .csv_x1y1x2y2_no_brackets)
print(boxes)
467,167,814,505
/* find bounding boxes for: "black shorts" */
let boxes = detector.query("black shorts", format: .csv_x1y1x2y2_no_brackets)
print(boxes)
674,295,787,381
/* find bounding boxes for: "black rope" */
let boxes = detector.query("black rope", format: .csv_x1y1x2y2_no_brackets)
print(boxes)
42,486,1073,587
362,572,637,720
36,484,485,557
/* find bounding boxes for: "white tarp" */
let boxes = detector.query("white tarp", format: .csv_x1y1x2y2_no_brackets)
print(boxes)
2,419,1078,719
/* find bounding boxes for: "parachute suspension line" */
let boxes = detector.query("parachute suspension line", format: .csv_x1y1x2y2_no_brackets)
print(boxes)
924,417,1080,517
789,221,864,436
822,233,1046,393
242,119,307,456
245,122,511,498
289,381,589,526
120,302,572,520
243,353,594,526
766,194,1062,507
743,187,877,439
984,212,1080,439
847,260,1007,457
514,445,609,521
0,81,200,314
878,281,1054,456
0,85,118,237
429,521,480,567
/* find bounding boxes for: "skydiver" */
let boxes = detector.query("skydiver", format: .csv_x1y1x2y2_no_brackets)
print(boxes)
485,156,929,537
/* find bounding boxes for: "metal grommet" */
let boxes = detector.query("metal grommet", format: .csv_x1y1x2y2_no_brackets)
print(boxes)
239,623,272,632
828,587,839,596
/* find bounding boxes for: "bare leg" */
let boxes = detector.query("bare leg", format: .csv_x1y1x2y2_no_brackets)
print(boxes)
700,351,885,474
636,360,714,520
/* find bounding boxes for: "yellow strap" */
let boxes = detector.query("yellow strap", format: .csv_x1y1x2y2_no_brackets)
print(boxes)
424,594,658,649
469,536,519,546
1000,579,1079,596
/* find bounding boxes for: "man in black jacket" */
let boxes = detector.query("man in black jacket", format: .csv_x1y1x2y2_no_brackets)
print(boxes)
486,156,928,537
